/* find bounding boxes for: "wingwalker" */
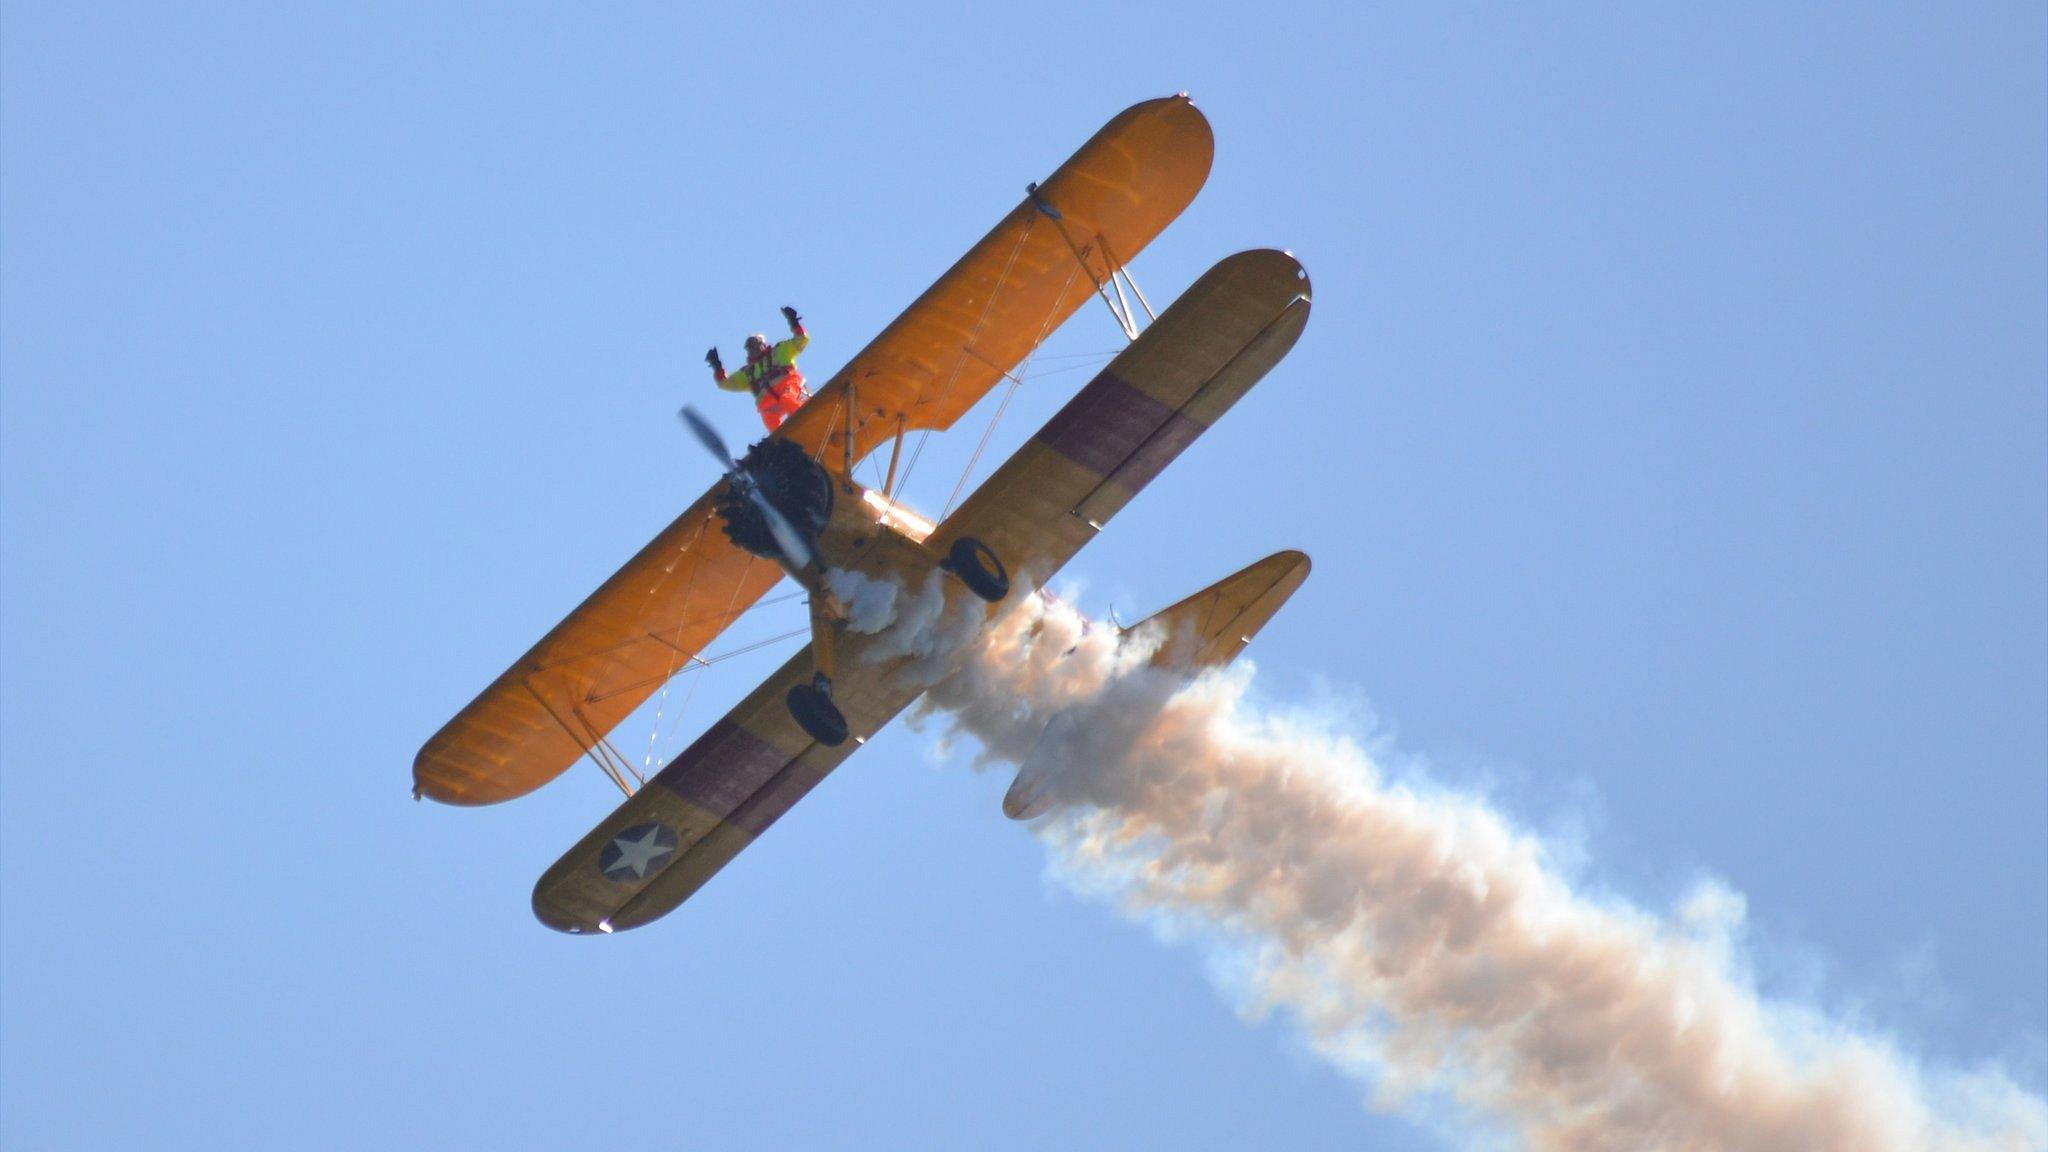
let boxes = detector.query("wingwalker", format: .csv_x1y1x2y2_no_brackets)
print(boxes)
414,96,1315,933
706,305,812,432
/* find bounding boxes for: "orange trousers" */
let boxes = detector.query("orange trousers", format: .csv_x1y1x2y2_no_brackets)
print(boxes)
756,377,808,432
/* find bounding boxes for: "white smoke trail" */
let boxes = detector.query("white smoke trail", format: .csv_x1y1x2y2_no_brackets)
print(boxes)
896,587,2047,1152
823,567,901,634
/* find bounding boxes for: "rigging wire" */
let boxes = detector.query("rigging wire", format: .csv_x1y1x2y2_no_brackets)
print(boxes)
938,258,1084,522
647,618,812,770
644,549,765,772
673,626,811,674
895,214,1038,500
1012,357,1115,378
642,514,715,774
940,374,1022,522
807,390,847,466
1019,349,1127,362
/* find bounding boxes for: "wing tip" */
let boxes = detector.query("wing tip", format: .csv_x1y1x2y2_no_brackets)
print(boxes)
532,892,601,936
1271,548,1312,579
1232,248,1313,303
411,748,535,808
1102,91,1216,183
1244,549,1313,602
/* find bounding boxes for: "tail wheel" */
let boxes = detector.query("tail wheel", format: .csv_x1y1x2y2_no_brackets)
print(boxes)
944,537,1010,603
786,675,849,747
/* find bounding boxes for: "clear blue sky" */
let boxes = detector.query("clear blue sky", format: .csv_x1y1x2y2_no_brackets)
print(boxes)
3,4,2042,1148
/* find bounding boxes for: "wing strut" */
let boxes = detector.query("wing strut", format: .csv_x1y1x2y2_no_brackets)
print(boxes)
511,677,648,799
938,256,1086,521
842,379,860,479
882,414,907,497
580,729,643,799
1028,182,1156,342
1099,233,1158,327
893,214,1041,500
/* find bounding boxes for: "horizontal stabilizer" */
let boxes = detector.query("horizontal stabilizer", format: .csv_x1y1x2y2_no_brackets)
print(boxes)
1140,549,1311,672
1002,550,1309,820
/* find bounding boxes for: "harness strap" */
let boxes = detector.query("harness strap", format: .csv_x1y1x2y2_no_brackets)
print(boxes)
747,344,793,398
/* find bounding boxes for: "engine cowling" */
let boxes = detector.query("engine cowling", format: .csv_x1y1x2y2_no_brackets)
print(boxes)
714,436,834,561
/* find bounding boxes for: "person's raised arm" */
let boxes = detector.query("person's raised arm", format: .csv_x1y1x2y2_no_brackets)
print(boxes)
706,347,749,392
779,305,809,357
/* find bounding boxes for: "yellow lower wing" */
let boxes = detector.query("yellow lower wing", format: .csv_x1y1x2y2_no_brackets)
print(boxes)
530,641,856,934
930,248,1312,584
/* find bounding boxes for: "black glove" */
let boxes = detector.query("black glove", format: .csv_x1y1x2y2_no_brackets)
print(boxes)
705,347,723,371
781,305,802,332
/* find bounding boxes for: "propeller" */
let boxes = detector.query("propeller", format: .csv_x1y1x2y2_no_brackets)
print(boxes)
679,405,738,467
677,406,817,571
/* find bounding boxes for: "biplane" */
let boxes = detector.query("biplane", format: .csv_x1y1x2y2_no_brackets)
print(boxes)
414,95,1314,933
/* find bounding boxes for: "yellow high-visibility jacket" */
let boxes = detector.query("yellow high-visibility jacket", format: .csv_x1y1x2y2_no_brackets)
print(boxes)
716,332,809,398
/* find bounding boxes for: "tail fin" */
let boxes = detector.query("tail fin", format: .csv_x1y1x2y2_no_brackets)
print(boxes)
1001,551,1310,820
1137,549,1312,671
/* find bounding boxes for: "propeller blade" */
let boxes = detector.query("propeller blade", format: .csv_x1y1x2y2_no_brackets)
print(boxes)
677,406,737,469
753,493,816,570
677,406,817,570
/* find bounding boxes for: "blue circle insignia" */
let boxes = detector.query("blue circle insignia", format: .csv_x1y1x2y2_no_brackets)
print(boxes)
598,822,681,882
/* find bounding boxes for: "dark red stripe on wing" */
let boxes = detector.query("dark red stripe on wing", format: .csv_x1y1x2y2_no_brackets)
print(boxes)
1036,372,1208,492
721,758,827,838
653,719,795,818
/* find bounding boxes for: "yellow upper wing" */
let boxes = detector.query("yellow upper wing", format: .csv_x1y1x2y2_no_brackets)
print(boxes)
413,498,785,806
412,95,1212,807
778,94,1214,465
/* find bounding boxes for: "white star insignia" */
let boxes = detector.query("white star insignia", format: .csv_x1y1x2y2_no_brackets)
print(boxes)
605,827,674,879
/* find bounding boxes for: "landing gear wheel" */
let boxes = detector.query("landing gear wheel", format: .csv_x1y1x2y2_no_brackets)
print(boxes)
786,673,849,747
944,537,1010,603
